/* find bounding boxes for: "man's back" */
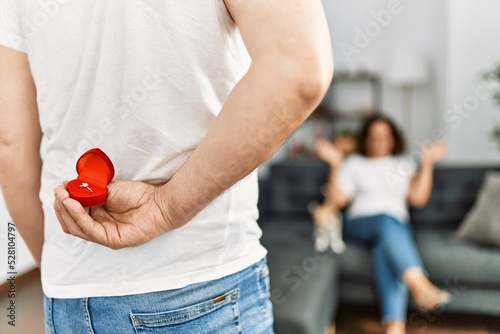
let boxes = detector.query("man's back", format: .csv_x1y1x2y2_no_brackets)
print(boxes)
0,0,332,331
1,0,264,298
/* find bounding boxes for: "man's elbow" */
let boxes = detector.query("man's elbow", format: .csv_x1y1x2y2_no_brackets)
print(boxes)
0,138,28,167
260,48,333,107
295,55,334,106
0,137,15,157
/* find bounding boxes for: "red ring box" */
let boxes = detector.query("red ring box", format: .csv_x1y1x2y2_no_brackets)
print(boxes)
67,148,115,207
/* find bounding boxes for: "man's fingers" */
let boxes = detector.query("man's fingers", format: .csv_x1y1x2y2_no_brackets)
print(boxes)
54,183,71,234
54,181,113,247
58,199,91,241
89,205,110,222
54,182,69,195
62,199,108,246
53,200,69,234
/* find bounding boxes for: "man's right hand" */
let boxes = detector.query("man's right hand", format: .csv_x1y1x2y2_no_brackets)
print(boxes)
54,180,177,250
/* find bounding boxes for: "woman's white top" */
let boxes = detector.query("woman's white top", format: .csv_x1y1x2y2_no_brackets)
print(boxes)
339,154,417,222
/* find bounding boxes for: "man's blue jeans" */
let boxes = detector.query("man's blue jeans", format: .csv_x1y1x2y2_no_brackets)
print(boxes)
343,214,424,323
44,258,274,333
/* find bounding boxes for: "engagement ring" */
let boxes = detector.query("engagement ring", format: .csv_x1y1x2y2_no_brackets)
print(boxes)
78,182,93,193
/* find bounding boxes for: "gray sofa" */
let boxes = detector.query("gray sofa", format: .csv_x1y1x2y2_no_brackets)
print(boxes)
258,160,500,334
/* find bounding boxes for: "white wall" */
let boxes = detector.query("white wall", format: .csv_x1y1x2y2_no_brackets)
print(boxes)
0,191,36,282
322,0,448,149
443,0,500,164
321,0,500,164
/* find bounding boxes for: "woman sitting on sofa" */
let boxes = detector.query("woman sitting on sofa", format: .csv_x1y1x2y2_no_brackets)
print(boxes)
314,115,450,334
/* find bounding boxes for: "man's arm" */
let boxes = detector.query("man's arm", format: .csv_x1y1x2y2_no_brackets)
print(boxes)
161,0,334,222
0,46,43,266
55,0,333,248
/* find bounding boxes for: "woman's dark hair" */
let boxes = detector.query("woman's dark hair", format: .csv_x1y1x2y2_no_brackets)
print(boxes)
357,114,406,156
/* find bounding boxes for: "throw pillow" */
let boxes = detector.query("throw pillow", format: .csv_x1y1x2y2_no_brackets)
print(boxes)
455,171,500,247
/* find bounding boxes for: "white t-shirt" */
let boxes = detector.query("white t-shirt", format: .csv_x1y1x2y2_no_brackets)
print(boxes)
0,0,266,298
339,155,417,222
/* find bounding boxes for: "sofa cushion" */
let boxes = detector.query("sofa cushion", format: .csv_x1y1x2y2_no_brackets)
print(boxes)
339,243,373,284
410,167,500,231
337,230,500,289
260,218,340,334
455,171,500,247
416,231,500,288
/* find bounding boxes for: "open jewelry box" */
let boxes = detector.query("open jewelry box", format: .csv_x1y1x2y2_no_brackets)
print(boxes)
67,148,115,207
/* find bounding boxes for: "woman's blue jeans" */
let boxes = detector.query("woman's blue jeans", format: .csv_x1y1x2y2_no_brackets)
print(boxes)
43,258,274,333
343,214,424,323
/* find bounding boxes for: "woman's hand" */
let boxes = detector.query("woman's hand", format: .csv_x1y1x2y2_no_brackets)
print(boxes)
54,180,176,250
314,137,344,168
421,140,448,165
408,140,448,208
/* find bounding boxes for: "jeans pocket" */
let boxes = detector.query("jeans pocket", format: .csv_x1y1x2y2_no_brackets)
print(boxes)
130,288,242,334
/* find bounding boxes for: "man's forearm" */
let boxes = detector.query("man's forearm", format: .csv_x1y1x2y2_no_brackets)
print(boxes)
0,45,44,267
161,58,332,226
0,147,44,267
151,0,334,228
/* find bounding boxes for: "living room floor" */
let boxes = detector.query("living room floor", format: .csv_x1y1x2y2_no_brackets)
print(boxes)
332,303,500,334
1,270,499,334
